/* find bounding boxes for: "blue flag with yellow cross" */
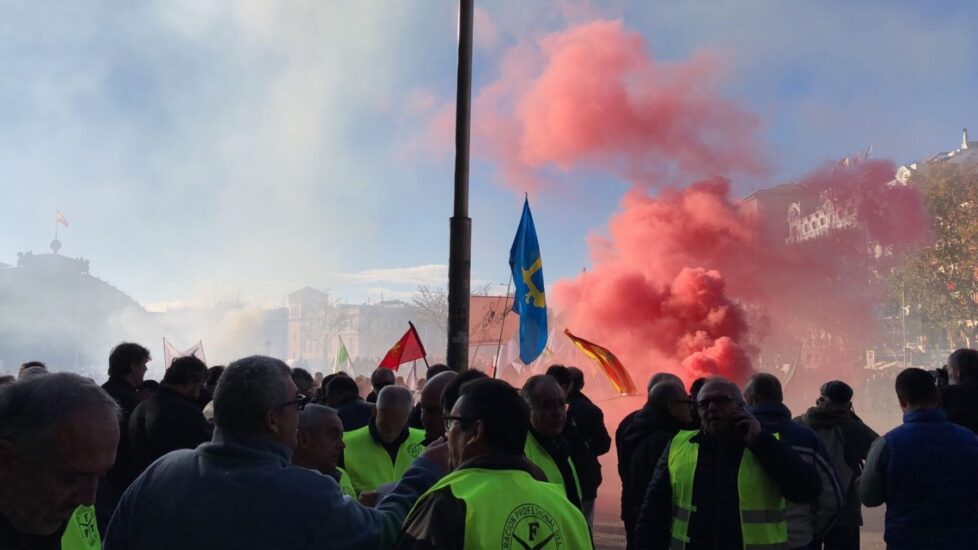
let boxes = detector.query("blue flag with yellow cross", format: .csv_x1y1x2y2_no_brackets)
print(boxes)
509,197,548,364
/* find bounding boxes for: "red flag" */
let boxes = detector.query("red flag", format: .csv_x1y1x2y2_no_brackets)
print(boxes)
378,322,427,370
564,328,638,395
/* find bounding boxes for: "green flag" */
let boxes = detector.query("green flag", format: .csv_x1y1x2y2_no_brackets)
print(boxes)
334,336,350,374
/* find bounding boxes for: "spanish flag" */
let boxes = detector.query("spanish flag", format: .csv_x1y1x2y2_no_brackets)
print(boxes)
564,329,637,396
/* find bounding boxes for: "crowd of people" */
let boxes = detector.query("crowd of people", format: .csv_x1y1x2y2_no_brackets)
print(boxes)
2,344,978,549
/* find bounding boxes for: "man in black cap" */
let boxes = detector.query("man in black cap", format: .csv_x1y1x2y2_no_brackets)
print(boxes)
796,380,878,550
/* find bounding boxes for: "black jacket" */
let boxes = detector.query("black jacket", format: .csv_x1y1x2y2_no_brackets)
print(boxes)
567,390,612,501
0,512,64,550
795,403,878,527
941,381,978,434
100,378,142,488
618,407,683,534
129,387,213,476
615,409,642,511
336,397,374,432
632,431,820,550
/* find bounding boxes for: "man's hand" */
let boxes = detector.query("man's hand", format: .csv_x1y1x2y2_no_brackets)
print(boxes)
732,407,761,446
420,436,450,472
358,491,379,507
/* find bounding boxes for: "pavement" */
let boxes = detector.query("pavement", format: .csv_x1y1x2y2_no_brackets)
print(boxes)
592,506,887,549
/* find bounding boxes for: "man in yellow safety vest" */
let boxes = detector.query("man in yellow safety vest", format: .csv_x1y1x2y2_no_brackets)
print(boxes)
343,385,426,494
521,374,583,509
632,377,821,550
395,378,592,549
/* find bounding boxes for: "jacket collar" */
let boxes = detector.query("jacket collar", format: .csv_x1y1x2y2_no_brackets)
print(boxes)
456,453,546,481
903,407,946,424
206,430,293,465
749,401,792,421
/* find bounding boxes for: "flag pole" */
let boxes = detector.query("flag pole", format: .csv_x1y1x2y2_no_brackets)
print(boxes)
492,274,514,379
447,0,474,372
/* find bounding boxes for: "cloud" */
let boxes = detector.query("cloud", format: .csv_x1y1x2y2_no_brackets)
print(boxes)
330,264,448,286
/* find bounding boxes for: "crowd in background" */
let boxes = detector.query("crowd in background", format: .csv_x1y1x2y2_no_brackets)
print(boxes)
2,344,978,549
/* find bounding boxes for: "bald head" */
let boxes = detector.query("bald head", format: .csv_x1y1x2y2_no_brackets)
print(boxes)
420,371,457,441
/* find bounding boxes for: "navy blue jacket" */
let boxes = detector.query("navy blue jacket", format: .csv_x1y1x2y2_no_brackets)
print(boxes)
104,431,443,549
860,408,978,550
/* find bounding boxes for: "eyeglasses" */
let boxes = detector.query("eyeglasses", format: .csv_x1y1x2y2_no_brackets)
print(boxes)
696,396,735,410
278,394,311,411
443,415,475,431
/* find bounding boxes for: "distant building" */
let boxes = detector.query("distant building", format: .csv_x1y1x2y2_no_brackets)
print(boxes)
786,189,859,244
286,286,461,373
895,128,978,184
0,240,150,377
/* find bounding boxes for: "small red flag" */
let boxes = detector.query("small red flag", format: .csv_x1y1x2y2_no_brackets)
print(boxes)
564,328,638,395
378,322,427,370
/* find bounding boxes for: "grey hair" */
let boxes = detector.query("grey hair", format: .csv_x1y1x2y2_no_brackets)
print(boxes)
297,404,338,436
213,355,291,436
0,373,119,452
376,385,413,411
699,376,745,403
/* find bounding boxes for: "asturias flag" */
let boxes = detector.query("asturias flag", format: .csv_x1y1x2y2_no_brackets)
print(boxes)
564,328,638,395
378,322,427,370
509,198,548,364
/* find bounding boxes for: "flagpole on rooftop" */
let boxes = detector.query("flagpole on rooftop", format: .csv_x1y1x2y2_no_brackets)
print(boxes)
447,0,474,372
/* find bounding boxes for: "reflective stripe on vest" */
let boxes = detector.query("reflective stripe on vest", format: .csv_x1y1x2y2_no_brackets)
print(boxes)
668,430,788,550
61,505,100,550
523,432,583,504
341,426,426,493
409,467,593,549
335,467,358,499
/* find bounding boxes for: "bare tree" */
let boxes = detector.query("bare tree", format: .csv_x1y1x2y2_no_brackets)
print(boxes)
412,285,448,333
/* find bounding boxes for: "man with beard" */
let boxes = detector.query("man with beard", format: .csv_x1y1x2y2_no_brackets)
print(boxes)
633,377,820,550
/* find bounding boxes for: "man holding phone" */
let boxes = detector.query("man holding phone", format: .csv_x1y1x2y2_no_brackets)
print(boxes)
632,377,820,550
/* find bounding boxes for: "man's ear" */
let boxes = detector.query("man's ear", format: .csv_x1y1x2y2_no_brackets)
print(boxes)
467,420,487,450
264,409,281,437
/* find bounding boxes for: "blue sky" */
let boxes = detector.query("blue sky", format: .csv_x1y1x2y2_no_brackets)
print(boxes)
1,1,976,310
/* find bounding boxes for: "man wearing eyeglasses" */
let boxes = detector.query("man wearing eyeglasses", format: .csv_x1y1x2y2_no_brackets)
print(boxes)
103,355,448,550
632,377,820,550
394,378,592,549
521,375,583,510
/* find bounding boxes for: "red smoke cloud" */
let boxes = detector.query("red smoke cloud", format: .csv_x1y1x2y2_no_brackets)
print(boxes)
473,20,765,191
461,19,929,390
553,162,926,388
